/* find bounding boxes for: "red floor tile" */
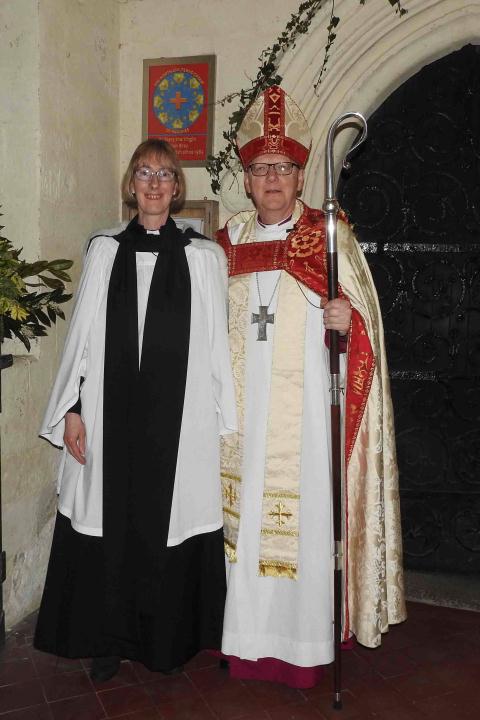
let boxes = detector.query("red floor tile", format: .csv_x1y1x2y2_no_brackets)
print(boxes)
0,657,38,686
144,674,200,705
0,678,45,715
106,712,160,720
49,693,106,720
2,603,479,720
41,670,94,702
415,689,480,720
365,648,418,679
188,664,244,694
242,679,305,710
335,650,379,684
0,705,53,720
304,689,371,720
156,695,216,720
347,677,411,714
29,649,84,679
202,683,264,720
266,702,325,719
0,639,33,664
386,660,469,703
97,685,154,717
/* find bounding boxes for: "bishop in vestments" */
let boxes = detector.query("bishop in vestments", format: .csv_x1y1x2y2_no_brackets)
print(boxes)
217,85,406,688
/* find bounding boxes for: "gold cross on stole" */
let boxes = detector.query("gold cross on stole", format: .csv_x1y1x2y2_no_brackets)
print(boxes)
269,501,293,527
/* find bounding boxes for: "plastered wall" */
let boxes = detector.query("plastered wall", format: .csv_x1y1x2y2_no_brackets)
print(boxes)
0,0,119,628
118,0,302,227
118,0,478,223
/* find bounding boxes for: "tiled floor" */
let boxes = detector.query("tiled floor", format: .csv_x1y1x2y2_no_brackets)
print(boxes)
1,602,479,720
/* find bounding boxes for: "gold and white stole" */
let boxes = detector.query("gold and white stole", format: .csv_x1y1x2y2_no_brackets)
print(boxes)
221,201,307,578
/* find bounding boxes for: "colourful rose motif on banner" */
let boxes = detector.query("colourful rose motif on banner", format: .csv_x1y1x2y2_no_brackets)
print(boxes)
152,71,205,132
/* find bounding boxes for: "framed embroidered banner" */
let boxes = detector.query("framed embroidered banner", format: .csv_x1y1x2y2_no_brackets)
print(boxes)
142,55,216,167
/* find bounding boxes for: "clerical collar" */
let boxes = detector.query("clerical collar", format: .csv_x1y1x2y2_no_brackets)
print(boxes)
127,215,175,236
257,214,293,229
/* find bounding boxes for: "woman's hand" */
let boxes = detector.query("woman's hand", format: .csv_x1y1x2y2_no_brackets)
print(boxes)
64,412,86,465
323,298,351,336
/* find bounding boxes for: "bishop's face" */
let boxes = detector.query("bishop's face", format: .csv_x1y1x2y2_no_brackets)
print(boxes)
244,153,305,225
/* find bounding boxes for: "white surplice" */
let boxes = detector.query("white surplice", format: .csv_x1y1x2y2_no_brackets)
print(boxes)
222,217,345,667
40,233,237,545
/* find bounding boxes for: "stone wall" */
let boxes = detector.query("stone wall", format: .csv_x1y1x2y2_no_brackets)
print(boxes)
0,0,119,628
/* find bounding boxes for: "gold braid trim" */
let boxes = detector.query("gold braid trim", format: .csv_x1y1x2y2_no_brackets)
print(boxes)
259,561,297,579
261,529,299,537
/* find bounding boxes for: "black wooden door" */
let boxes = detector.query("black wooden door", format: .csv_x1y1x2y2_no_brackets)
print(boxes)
338,44,480,575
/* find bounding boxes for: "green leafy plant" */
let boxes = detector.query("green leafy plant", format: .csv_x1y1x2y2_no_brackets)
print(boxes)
206,0,407,194
0,213,72,351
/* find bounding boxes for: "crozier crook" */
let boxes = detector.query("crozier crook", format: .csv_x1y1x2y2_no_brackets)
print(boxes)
323,111,368,711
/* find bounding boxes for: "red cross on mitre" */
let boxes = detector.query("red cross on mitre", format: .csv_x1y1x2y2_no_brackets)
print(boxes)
264,86,285,140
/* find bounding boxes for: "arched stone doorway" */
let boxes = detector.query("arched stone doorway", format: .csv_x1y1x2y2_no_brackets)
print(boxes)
337,44,480,576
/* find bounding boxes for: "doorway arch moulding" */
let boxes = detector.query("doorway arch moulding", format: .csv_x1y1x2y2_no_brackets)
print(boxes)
276,0,480,207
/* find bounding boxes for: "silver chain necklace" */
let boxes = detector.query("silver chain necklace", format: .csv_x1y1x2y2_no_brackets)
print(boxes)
295,279,322,309
251,272,281,341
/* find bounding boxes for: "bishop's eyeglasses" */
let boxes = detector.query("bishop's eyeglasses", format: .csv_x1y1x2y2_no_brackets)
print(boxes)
134,167,177,182
248,162,300,176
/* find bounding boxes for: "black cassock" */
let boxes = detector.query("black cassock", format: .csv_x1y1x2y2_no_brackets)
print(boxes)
34,218,226,670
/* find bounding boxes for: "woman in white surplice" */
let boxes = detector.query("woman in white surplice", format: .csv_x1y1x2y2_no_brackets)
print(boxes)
34,139,237,682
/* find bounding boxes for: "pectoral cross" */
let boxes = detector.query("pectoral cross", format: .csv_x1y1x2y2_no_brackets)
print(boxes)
252,306,274,341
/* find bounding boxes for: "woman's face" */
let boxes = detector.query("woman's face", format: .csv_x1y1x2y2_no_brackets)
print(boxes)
131,153,179,229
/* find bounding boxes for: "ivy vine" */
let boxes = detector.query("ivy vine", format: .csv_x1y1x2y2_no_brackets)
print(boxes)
206,0,407,194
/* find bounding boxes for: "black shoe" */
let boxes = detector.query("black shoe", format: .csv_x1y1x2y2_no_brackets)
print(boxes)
90,656,121,682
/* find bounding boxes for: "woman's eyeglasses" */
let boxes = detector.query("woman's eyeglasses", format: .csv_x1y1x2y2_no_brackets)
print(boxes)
134,167,176,182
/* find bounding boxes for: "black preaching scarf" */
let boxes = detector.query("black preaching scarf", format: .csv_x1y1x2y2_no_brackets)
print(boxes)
102,215,195,648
